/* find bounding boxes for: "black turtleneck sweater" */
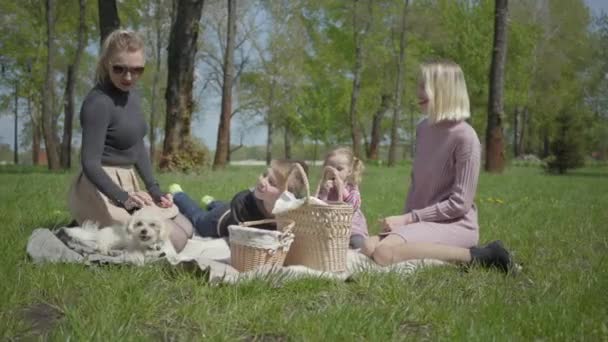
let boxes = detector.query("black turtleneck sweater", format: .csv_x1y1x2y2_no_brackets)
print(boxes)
79,81,162,207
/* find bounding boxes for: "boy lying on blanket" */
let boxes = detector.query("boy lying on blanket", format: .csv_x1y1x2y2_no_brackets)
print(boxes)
169,159,308,238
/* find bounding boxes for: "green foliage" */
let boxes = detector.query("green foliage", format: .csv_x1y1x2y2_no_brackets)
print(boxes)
545,109,586,174
159,137,210,173
1,0,608,167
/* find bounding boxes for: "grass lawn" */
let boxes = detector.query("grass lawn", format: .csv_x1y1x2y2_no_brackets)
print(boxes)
1,164,607,340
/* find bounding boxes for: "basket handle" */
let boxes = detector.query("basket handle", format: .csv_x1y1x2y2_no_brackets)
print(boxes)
281,162,311,201
314,165,347,203
241,218,295,234
241,219,295,253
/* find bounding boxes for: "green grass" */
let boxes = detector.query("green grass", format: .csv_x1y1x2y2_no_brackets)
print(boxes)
1,165,607,340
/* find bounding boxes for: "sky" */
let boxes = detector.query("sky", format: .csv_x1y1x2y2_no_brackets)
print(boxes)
1,0,607,151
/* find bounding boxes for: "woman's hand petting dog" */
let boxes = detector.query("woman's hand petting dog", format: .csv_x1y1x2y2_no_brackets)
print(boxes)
156,193,173,208
124,191,154,210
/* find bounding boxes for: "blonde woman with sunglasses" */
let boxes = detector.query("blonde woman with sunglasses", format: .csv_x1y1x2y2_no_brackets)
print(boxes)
68,30,193,252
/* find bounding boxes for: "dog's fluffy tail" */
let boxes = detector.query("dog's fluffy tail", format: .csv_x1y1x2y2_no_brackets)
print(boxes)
63,220,101,244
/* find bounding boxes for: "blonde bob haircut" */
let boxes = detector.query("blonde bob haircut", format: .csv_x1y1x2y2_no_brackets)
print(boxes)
419,60,470,123
95,29,145,84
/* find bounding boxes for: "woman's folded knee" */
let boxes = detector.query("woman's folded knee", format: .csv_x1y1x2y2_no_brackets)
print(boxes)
361,237,378,257
372,247,394,266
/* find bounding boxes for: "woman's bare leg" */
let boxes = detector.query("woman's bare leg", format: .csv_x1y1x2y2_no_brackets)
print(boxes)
166,219,189,253
371,234,472,266
172,213,194,238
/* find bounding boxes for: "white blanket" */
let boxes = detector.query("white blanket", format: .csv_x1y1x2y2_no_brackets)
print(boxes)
27,227,447,285
167,236,447,284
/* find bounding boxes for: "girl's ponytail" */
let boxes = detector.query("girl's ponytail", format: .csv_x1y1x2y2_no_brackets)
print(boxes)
350,156,365,185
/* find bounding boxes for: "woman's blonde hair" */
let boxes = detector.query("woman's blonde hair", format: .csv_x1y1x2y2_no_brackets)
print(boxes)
419,59,470,123
270,159,309,197
95,29,145,84
324,147,365,185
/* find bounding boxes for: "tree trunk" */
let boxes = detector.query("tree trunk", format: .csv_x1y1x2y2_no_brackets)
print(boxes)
42,0,61,170
368,93,391,160
542,128,550,158
98,0,120,46
160,0,204,171
213,0,237,170
265,82,276,166
348,0,370,158
360,115,369,155
265,119,273,166
513,105,520,157
485,0,508,173
388,0,408,167
519,106,528,155
284,126,292,159
61,0,86,169
60,65,74,169
30,96,40,165
13,82,19,165
149,0,163,164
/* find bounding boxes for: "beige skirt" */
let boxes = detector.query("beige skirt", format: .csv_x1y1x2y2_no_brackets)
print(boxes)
68,165,178,227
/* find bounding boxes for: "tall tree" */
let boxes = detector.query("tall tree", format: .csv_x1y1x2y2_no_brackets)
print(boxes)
147,0,170,164
98,0,120,46
60,0,86,169
284,125,292,159
160,0,204,171
267,86,281,165
512,105,521,157
13,82,18,165
213,0,237,170
388,0,409,167
348,0,372,158
485,0,509,173
42,0,61,170
367,93,391,160
30,96,41,165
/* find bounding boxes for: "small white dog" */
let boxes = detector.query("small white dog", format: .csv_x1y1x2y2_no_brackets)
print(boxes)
64,211,175,264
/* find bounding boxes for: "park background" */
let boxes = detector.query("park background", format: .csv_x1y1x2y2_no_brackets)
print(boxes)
1,0,607,340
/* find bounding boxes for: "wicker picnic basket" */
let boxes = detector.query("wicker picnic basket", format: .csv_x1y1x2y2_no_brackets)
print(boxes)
228,219,295,272
274,163,353,272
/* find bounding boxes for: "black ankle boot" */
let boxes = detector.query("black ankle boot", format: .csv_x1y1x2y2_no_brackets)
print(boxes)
66,219,79,227
469,240,513,273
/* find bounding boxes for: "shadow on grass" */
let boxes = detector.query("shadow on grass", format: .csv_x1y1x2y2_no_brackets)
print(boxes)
11,302,65,341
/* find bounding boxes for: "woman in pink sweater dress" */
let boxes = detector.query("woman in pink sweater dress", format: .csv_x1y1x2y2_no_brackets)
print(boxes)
362,60,513,272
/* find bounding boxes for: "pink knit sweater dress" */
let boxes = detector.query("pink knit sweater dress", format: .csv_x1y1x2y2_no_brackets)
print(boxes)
392,118,481,248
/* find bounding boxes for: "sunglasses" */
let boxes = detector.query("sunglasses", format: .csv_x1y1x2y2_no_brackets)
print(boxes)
111,65,145,76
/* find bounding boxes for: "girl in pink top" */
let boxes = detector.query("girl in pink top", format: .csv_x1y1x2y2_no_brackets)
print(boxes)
362,60,513,272
317,147,368,249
